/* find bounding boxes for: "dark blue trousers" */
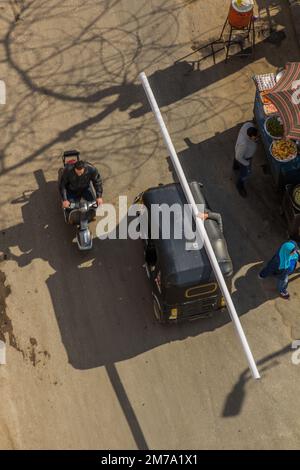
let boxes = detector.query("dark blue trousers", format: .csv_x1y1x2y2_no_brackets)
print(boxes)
259,255,289,293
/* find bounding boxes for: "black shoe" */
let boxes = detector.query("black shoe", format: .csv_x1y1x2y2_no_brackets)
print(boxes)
279,290,290,300
236,183,247,198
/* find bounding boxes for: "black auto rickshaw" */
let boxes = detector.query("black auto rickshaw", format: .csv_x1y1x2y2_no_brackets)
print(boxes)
136,181,233,323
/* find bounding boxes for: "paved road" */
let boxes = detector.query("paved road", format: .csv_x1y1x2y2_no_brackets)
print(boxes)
1,0,300,449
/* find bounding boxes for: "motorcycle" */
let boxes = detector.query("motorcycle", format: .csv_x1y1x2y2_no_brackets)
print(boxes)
58,150,97,250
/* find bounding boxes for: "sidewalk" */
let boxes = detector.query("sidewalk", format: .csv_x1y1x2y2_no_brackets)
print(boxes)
289,0,300,48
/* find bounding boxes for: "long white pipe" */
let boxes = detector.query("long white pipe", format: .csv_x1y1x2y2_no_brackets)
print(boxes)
139,72,260,380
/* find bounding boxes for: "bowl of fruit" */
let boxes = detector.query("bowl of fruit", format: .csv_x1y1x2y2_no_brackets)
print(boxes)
264,115,284,140
270,139,298,163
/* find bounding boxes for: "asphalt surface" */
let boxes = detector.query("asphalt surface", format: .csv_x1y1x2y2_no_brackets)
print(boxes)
1,0,300,449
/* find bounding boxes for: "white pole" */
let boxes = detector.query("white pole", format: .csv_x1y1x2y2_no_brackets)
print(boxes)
139,72,260,380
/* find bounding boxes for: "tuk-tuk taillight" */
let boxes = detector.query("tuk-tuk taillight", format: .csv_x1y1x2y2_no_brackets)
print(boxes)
169,308,178,320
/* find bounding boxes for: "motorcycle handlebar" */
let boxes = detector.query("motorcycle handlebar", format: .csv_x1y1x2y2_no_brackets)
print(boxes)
69,201,98,210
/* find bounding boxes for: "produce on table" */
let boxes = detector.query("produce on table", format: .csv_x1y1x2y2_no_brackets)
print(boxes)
271,139,297,161
266,116,284,138
259,91,278,114
254,73,276,92
263,103,278,115
260,91,273,105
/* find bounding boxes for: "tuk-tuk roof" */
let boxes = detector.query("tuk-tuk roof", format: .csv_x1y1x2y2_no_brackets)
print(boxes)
142,182,232,287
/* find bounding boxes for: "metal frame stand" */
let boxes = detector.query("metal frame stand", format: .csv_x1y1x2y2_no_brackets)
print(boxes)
174,15,255,68
221,16,255,63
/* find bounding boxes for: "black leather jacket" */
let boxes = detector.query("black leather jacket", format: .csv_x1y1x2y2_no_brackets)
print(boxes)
60,163,103,200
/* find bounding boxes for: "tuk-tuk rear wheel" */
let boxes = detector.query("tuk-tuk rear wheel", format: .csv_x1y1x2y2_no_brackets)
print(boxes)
153,295,164,324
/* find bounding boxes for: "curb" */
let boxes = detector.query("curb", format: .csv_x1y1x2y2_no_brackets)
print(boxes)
289,0,300,48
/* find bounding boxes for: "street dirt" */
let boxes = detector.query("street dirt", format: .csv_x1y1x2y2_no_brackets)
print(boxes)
1,0,300,449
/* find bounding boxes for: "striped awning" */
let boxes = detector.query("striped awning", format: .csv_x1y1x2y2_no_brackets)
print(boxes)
266,62,300,140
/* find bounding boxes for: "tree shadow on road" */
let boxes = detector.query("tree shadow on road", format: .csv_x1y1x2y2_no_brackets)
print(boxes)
0,0,297,178
0,0,297,450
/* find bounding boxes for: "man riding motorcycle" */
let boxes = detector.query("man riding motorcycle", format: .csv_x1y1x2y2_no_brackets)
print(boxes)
59,160,103,208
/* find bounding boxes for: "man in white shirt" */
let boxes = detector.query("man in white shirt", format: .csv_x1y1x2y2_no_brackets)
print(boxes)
233,122,259,197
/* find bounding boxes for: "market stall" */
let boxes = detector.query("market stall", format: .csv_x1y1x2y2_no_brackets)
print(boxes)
253,63,300,238
254,67,300,191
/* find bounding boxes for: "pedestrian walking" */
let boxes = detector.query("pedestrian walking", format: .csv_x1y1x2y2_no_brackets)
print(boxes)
258,240,300,299
233,122,259,197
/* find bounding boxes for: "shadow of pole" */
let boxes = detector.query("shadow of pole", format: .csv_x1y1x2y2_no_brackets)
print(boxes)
222,344,291,417
105,363,149,450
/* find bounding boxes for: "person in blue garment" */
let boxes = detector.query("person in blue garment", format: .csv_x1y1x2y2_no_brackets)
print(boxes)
258,240,300,299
